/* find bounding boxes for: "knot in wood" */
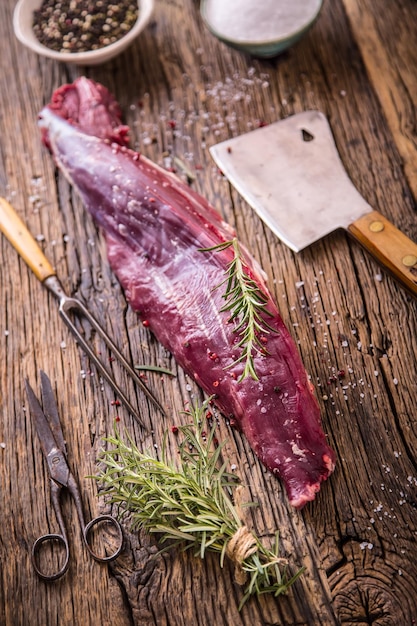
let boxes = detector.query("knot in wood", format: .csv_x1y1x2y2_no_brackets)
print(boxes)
226,525,258,585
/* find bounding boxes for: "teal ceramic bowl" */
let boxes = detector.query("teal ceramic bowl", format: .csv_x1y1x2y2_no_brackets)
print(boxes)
200,0,323,58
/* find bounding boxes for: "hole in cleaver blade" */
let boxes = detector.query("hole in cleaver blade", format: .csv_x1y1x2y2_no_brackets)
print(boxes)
301,128,314,142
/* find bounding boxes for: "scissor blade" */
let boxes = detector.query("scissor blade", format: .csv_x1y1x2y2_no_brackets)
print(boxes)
40,370,67,455
25,379,58,459
25,378,70,487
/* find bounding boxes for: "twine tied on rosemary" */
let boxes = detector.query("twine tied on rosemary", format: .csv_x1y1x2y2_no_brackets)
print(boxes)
96,400,304,609
225,524,258,585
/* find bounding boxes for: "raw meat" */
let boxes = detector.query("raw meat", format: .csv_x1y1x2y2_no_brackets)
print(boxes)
38,77,335,508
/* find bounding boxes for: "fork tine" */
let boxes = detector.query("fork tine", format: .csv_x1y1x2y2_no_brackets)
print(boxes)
58,295,166,427
58,309,149,427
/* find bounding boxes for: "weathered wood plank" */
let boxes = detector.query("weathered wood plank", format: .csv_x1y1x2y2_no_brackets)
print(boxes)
1,0,416,624
342,0,417,200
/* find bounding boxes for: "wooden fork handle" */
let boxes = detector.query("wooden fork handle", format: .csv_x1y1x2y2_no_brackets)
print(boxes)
348,210,417,297
0,197,56,283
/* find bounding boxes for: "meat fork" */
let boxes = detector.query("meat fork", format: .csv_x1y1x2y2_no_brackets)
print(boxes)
0,197,165,425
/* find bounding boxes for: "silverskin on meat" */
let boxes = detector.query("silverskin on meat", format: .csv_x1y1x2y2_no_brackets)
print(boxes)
39,77,335,508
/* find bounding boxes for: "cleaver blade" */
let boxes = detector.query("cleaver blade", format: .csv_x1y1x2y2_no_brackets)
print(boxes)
209,110,417,296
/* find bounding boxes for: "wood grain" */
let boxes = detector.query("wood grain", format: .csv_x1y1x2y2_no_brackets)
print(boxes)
1,0,416,624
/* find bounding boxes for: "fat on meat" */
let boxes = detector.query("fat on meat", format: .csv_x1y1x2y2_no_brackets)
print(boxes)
38,77,335,508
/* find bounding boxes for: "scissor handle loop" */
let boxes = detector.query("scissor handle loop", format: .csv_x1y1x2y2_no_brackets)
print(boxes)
83,514,124,562
32,533,70,581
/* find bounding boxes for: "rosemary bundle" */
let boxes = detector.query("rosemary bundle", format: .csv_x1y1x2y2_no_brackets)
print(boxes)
97,401,304,609
202,238,276,381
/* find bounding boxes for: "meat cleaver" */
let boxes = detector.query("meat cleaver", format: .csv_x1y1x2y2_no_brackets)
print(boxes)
209,110,417,296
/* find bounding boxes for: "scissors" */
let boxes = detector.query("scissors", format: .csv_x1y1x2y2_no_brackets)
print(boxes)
25,370,124,581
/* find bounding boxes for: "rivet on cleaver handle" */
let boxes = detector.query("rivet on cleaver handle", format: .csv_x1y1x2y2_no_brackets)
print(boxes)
209,110,417,296
0,197,56,282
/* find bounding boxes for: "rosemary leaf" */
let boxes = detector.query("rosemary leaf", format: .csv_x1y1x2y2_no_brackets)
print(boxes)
96,400,303,608
134,364,176,376
200,238,277,381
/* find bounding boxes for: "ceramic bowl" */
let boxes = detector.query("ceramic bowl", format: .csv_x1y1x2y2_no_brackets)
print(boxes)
200,0,323,59
13,0,154,65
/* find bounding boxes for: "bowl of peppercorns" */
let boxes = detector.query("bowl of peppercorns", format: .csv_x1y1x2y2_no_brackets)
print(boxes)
13,0,154,65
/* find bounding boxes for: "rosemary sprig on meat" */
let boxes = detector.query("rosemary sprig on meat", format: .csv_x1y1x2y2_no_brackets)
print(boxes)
97,401,304,609
202,238,276,381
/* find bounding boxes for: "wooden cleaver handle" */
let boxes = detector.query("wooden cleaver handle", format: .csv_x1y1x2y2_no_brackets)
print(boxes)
348,210,417,297
0,197,56,283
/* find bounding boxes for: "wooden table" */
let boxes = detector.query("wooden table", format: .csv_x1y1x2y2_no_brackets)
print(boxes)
1,1,416,624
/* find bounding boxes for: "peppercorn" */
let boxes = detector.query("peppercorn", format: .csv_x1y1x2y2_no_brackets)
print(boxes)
32,0,139,54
